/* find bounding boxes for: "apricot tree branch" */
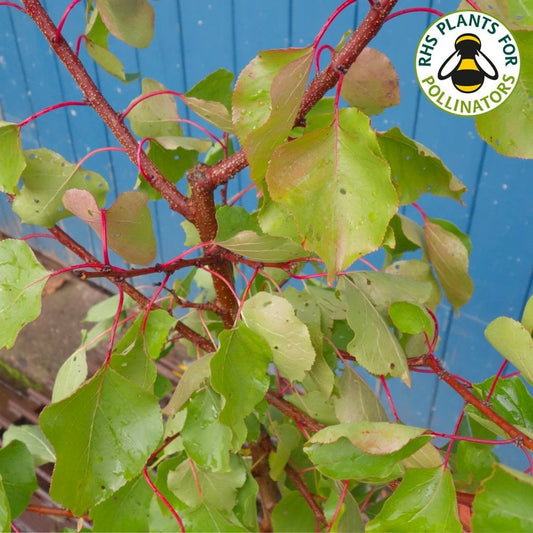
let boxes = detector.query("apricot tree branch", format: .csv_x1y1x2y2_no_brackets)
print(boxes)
21,0,194,221
204,0,399,188
48,225,215,353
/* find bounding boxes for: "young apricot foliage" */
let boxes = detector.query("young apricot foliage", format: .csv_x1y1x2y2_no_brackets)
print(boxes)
0,0,532,532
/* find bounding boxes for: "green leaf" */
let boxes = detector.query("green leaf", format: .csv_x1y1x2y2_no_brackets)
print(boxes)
52,336,88,403
345,271,434,311
341,47,399,115
217,230,307,262
458,0,533,30
323,481,364,533
63,189,157,265
271,491,317,532
210,324,271,430
268,423,302,481
389,301,432,335
186,68,234,112
453,440,498,492
84,292,136,323
216,205,261,241
181,388,232,471
288,390,339,426
339,278,410,385
40,366,163,515
267,108,397,282
90,475,152,532
467,376,533,438
2,424,55,467
137,143,198,200
127,78,183,144
309,421,426,455
384,259,441,310
242,292,316,382
0,239,49,349
522,295,533,334
94,0,154,48
366,467,461,532
233,47,313,183
485,317,533,385
306,423,428,481
167,454,247,513
378,127,466,204
472,464,533,531
0,121,26,194
425,218,473,312
334,368,388,424
234,471,259,530
306,436,406,482
0,441,38,518
476,31,533,158
163,355,213,416
85,38,139,83
12,148,108,227
0,477,10,532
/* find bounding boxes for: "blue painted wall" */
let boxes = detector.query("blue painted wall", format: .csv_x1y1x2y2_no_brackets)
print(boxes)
0,1,531,464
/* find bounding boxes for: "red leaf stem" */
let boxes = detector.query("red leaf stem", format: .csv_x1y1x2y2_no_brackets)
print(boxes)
104,286,124,365
464,0,481,10
120,89,185,120
285,464,327,527
487,359,508,400
100,208,109,265
54,0,83,43
443,409,465,470
0,1,25,13
386,7,444,22
327,479,349,532
21,0,194,221
380,375,400,422
18,100,88,128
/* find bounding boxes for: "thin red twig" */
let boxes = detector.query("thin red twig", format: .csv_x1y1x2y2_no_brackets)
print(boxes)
328,480,349,531
54,0,83,43
104,286,124,365
18,100,88,128
0,1,25,13
143,434,185,533
386,7,444,22
487,360,508,400
464,0,481,10
100,208,110,265
380,375,400,422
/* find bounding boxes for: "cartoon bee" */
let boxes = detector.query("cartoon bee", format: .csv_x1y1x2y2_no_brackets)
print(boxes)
438,33,498,93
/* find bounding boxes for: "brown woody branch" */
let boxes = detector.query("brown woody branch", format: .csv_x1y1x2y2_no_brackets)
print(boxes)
265,391,325,434
422,355,533,452
21,0,194,222
188,164,238,327
49,225,215,353
204,0,399,188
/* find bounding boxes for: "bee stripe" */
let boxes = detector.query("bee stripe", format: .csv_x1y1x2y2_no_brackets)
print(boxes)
455,83,482,92
458,59,478,71
455,34,480,46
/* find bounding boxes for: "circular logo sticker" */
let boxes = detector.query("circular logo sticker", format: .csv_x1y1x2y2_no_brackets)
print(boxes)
415,11,520,116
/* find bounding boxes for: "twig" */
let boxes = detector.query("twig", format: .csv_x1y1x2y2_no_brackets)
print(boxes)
21,0,194,221
265,391,325,434
285,464,327,527
49,225,215,353
204,0,399,188
250,430,281,532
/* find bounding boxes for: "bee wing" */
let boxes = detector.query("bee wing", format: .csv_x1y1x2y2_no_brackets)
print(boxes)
438,50,462,80
474,50,498,79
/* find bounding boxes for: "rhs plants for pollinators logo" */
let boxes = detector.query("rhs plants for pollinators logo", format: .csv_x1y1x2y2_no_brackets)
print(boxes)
415,10,520,116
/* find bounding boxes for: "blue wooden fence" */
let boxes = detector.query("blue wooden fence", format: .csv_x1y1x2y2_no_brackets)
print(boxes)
0,1,531,464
